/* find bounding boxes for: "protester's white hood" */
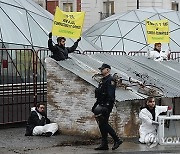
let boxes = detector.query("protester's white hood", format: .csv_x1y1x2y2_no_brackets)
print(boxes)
31,107,36,112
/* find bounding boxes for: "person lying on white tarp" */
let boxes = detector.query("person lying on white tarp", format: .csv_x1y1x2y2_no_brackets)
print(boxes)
139,96,169,144
148,43,170,61
25,102,58,137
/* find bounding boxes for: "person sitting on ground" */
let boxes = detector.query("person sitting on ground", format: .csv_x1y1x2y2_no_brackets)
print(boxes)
48,32,81,61
139,96,169,144
25,102,58,137
148,43,170,61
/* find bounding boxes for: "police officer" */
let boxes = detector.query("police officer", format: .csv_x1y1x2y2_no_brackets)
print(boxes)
92,63,123,150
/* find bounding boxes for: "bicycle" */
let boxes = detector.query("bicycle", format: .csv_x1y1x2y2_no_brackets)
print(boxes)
92,73,164,97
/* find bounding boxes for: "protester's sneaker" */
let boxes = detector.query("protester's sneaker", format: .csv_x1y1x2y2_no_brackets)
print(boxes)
148,142,158,148
147,136,158,148
45,132,52,137
112,139,123,150
94,144,109,150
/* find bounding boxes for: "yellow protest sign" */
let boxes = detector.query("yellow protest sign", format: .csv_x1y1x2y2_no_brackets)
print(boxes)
52,6,85,39
146,19,170,44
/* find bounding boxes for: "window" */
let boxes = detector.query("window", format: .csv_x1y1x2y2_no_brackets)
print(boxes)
63,3,73,12
103,1,114,14
101,1,114,20
47,1,58,15
172,1,179,11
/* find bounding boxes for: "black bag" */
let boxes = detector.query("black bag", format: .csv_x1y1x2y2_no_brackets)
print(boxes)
93,105,109,116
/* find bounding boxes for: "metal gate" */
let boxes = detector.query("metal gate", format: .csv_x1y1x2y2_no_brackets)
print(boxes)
0,48,50,125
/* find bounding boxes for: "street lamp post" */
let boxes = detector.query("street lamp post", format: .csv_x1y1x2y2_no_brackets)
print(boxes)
45,0,47,10
137,0,139,9
106,0,110,15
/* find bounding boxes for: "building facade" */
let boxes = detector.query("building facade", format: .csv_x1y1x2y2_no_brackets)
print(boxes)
33,0,180,31
33,0,81,15
33,0,46,8
81,0,180,31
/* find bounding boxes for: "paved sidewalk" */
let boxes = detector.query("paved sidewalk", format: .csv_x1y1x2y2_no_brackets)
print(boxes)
0,127,180,154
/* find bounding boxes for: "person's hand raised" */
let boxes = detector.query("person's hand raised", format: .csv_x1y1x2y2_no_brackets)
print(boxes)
49,32,52,39
77,37,81,42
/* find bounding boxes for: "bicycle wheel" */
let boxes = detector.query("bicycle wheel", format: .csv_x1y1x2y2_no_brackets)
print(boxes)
137,85,164,97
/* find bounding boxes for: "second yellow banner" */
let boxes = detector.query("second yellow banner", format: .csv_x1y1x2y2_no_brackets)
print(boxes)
146,19,170,44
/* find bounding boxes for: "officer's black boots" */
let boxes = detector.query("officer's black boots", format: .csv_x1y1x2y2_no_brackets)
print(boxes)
94,144,109,150
45,132,52,137
112,139,123,150
95,139,123,150
94,140,109,150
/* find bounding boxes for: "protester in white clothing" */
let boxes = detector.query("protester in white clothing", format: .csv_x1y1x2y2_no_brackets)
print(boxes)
139,96,168,144
25,102,58,137
148,43,170,61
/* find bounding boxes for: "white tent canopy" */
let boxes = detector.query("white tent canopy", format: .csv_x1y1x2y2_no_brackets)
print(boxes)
0,0,98,51
83,8,180,52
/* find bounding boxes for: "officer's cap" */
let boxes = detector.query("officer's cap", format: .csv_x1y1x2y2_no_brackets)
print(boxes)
98,63,111,70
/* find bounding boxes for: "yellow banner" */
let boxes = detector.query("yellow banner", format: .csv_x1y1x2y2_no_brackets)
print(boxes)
52,6,85,38
146,19,170,44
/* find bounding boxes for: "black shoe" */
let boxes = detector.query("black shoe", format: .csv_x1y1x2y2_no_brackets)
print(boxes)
94,145,109,150
25,133,32,136
112,139,123,150
45,132,52,137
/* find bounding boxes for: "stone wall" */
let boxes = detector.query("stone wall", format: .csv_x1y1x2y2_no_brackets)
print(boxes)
46,59,98,137
46,58,173,138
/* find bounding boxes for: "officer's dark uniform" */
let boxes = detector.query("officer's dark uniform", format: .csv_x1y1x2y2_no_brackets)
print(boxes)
92,64,123,150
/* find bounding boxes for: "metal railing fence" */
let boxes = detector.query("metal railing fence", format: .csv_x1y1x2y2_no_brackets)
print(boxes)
0,48,50,125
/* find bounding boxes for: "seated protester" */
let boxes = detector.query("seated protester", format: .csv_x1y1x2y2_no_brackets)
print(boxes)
25,102,58,137
139,96,168,144
48,32,81,61
148,43,170,61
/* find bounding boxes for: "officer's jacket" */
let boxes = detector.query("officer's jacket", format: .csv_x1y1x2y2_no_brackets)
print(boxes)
48,39,78,61
95,74,116,111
